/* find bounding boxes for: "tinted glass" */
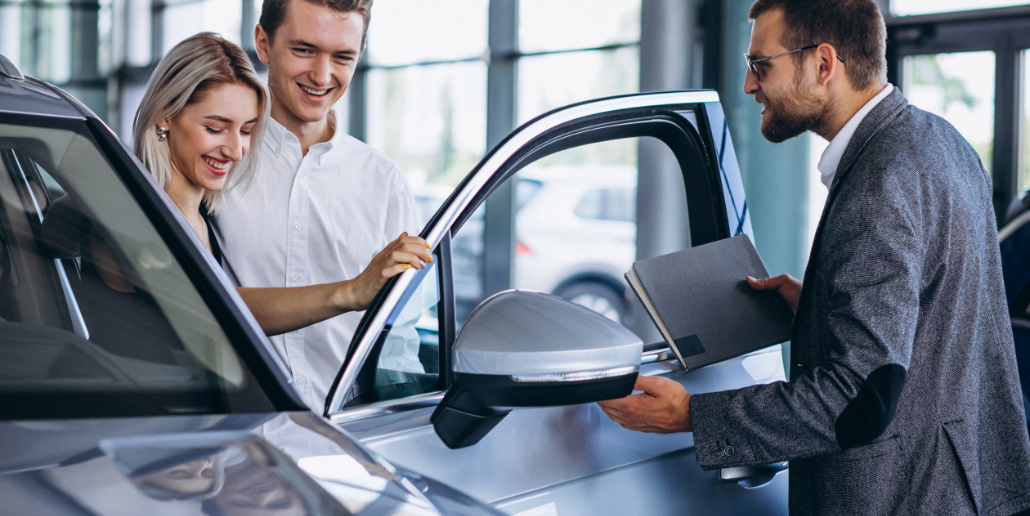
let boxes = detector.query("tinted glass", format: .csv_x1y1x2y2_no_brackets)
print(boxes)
364,252,442,404
0,120,273,419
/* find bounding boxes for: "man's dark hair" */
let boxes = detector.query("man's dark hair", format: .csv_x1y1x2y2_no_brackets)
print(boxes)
260,0,373,49
749,0,886,90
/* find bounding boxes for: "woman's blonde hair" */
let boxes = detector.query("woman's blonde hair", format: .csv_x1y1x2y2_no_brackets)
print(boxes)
133,32,269,213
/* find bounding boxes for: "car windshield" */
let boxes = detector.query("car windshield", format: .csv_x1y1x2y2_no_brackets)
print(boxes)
0,118,274,419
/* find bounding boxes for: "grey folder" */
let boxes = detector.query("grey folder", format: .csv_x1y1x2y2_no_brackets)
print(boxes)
626,234,793,371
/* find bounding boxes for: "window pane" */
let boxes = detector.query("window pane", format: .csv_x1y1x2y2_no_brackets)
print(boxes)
162,0,242,53
892,0,1030,16
0,121,274,419
519,0,641,53
365,0,487,67
0,4,21,69
903,52,995,178
1022,50,1030,190
517,47,639,125
367,62,487,225
513,141,638,326
365,256,442,404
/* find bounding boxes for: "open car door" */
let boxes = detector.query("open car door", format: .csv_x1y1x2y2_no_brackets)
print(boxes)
323,91,789,516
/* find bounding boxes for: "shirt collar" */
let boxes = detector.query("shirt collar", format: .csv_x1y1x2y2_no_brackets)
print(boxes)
263,109,343,154
817,83,894,189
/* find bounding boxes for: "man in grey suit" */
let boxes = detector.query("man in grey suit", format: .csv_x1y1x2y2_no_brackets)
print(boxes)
599,0,1030,514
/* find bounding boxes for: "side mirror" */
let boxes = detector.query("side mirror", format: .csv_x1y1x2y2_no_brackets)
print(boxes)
431,290,642,449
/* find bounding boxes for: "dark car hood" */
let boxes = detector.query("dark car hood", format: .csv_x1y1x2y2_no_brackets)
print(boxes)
0,411,494,516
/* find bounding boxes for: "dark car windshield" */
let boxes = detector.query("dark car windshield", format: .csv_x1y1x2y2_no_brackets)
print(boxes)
0,118,274,419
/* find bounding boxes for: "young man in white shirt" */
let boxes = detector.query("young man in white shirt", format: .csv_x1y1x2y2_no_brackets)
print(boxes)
216,0,428,410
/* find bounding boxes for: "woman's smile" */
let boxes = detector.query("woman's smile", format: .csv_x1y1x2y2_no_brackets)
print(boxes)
203,155,231,176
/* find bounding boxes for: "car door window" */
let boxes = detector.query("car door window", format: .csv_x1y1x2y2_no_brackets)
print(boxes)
0,120,275,419
354,138,674,405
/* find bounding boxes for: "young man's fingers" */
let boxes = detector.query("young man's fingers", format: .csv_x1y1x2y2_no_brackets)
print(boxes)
400,242,434,262
390,251,427,269
380,263,410,279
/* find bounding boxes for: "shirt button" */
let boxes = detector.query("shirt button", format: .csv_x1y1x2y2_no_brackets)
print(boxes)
318,156,324,165
292,275,301,283
275,147,282,154
298,377,307,386
294,223,302,231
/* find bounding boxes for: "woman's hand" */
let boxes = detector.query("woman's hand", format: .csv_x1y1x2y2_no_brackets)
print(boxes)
339,232,434,311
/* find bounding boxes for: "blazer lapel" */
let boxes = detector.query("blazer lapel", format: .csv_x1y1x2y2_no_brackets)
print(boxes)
792,88,910,343
828,88,909,194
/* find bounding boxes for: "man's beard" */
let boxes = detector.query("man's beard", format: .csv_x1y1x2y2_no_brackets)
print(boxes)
760,73,827,143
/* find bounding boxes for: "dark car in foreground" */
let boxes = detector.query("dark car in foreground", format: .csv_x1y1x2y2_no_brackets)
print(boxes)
0,54,501,516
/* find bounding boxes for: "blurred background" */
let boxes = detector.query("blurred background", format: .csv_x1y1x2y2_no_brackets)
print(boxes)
1,0,1027,344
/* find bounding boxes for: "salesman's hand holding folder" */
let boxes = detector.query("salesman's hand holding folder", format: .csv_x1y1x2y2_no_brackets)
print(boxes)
626,234,795,372
601,234,798,434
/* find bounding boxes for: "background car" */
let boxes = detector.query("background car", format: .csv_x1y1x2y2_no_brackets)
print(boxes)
0,55,501,516
414,165,637,326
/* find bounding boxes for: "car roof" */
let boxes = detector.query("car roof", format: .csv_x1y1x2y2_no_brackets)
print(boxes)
0,71,88,120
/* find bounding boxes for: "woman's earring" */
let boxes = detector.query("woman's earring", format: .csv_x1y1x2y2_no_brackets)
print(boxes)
157,126,169,142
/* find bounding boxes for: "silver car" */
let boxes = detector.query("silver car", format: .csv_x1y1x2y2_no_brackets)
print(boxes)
325,91,789,515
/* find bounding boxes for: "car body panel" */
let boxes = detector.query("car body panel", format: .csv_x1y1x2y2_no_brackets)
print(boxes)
0,411,503,515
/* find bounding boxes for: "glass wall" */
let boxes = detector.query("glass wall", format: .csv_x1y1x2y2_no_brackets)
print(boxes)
902,52,997,177
892,0,1030,16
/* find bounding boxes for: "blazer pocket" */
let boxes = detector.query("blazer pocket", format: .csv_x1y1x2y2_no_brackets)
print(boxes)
943,419,982,514
827,434,902,462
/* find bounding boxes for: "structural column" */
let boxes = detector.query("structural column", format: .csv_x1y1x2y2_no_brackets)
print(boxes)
69,1,104,117
481,0,518,299
721,0,811,370
633,0,699,342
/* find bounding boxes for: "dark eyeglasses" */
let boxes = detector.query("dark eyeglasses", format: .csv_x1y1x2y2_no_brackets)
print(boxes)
744,44,846,80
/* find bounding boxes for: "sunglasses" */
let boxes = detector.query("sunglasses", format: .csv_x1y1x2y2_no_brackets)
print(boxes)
744,44,846,80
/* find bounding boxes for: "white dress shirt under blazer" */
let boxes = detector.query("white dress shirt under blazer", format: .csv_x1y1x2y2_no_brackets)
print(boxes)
817,83,894,189
215,111,421,411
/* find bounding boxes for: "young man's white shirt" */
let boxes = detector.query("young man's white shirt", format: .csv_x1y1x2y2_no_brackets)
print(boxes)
216,110,423,411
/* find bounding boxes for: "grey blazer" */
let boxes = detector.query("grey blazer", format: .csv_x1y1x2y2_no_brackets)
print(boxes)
690,88,1030,515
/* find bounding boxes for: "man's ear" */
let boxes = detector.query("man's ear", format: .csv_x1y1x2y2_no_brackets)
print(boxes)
254,24,271,65
814,43,841,87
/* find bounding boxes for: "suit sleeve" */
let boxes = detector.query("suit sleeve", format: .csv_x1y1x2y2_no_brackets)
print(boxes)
689,164,923,470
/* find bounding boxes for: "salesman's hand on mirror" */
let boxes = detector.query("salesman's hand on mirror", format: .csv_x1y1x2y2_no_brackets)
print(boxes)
598,375,692,433
747,274,802,313
343,232,433,311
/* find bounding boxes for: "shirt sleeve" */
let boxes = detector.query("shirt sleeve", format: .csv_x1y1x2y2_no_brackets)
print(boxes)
689,162,923,470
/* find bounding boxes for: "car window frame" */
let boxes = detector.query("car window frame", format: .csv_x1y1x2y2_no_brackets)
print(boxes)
0,110,308,414
326,92,740,418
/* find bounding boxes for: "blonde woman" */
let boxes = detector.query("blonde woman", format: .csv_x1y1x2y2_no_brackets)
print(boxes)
133,33,431,336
